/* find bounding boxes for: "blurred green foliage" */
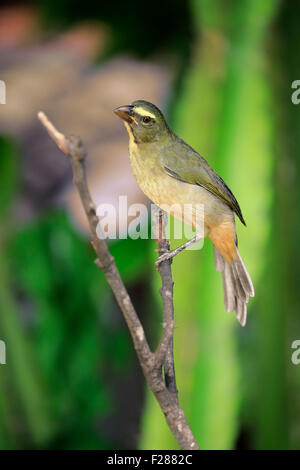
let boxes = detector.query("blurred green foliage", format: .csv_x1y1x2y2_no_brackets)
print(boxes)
1,0,300,450
140,0,300,451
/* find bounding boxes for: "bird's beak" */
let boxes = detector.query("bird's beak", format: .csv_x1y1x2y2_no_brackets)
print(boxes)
113,105,137,125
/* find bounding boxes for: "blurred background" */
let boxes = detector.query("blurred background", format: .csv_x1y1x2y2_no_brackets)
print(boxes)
0,0,299,450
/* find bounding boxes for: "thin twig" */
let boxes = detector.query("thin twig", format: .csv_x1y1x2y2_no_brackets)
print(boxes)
154,209,177,394
155,233,202,267
38,111,199,450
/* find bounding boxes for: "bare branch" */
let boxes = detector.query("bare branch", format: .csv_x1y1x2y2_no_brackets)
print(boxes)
38,111,199,451
38,112,68,154
153,209,177,394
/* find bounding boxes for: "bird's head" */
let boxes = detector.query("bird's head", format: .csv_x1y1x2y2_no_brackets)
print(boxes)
114,100,170,144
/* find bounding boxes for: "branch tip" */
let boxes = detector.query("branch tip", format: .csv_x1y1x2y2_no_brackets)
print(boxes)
38,111,68,154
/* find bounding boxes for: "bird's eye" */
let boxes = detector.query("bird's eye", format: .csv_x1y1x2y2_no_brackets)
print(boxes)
142,116,151,124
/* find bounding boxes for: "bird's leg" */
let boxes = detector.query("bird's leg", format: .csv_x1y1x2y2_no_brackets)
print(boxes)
155,233,203,266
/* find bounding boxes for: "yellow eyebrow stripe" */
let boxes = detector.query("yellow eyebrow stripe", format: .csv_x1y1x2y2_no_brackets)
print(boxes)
134,107,156,119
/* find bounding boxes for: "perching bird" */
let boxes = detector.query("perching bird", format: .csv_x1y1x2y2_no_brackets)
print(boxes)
114,100,254,326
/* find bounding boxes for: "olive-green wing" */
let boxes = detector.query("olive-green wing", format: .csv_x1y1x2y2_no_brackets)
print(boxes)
160,137,246,225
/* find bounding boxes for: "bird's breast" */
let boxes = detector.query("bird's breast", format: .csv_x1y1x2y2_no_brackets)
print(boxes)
128,141,233,231
129,144,167,203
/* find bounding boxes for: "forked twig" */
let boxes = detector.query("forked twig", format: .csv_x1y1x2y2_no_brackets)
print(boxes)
38,111,199,450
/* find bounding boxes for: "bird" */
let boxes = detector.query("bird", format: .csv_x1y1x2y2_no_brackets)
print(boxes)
114,100,254,326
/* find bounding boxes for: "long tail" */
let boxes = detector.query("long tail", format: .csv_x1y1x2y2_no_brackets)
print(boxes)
214,246,254,326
